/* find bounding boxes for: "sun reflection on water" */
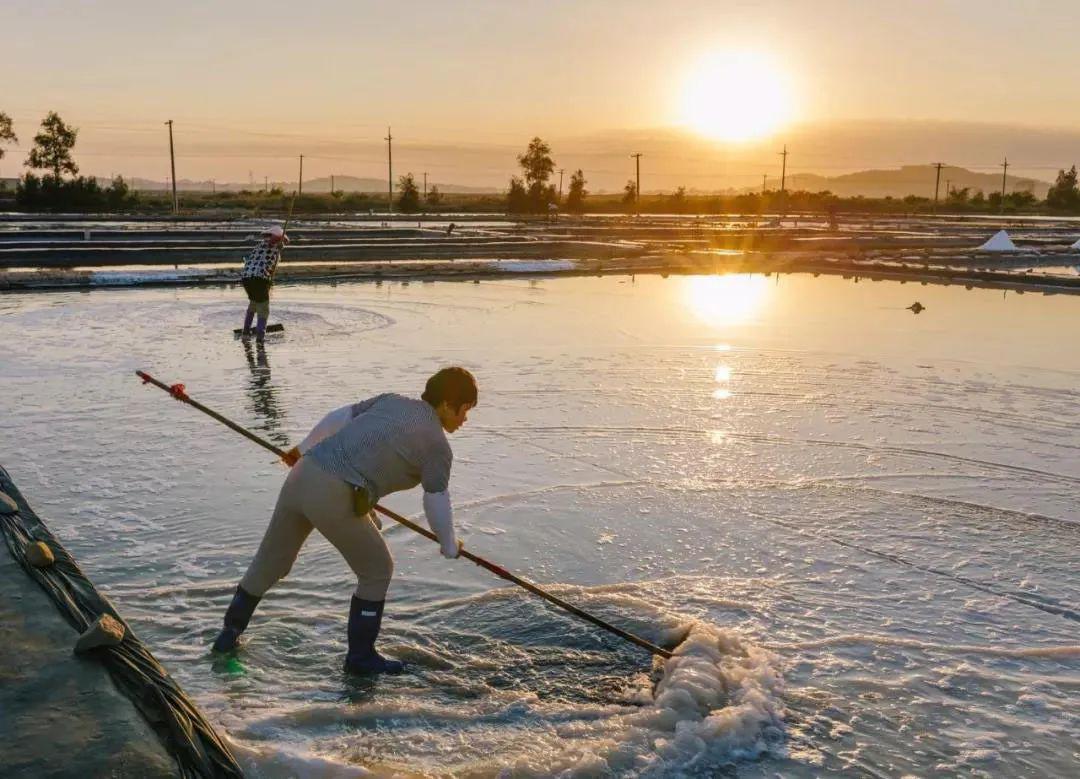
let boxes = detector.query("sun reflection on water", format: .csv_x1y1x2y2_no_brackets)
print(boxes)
683,274,770,327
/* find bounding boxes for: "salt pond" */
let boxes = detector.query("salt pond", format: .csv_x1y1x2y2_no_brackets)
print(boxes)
1,273,1077,777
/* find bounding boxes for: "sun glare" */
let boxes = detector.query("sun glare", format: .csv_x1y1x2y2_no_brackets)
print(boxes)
684,274,770,327
680,51,792,142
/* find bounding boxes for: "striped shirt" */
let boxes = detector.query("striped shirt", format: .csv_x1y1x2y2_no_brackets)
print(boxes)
297,404,360,455
307,393,452,499
240,239,283,280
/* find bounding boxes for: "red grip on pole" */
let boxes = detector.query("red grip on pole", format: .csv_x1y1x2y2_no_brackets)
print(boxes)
168,383,188,400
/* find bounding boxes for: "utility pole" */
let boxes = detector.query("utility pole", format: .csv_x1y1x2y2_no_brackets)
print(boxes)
932,162,945,213
779,144,788,193
264,175,268,193
164,119,178,214
945,179,951,200
558,168,565,200
211,179,215,194
423,171,428,199
298,154,304,197
331,174,335,195
762,174,768,193
630,153,642,215
1000,156,1009,212
385,126,393,214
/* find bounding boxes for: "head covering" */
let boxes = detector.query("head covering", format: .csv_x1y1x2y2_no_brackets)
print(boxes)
262,224,288,243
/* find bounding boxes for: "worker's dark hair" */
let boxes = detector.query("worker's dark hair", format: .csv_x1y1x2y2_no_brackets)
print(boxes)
422,367,478,410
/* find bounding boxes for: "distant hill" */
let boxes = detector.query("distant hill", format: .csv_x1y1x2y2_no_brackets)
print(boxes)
783,165,1048,199
67,119,1080,195
300,175,495,194
127,166,1046,200
127,175,497,194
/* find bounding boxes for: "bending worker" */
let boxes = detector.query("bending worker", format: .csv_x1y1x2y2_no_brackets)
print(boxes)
240,224,287,342
212,367,478,675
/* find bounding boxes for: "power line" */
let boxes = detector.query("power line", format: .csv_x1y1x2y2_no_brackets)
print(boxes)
932,161,945,213
630,153,642,214
1000,156,1009,212
778,144,788,193
385,126,393,214
164,119,178,214
35,135,1068,177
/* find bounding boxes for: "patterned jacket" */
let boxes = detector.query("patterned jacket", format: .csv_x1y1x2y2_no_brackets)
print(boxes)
240,238,282,280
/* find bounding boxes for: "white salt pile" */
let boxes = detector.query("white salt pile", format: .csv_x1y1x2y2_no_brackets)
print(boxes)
977,229,1018,252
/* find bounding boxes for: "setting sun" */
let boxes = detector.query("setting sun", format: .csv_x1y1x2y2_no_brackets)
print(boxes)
683,274,771,327
680,51,792,142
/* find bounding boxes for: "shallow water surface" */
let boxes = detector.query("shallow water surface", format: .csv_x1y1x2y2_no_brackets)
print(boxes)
1,274,1078,777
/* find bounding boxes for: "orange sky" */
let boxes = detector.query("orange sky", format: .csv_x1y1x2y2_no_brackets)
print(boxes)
3,1,1079,186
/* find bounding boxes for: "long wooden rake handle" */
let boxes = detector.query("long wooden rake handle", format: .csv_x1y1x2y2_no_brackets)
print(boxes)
135,370,673,659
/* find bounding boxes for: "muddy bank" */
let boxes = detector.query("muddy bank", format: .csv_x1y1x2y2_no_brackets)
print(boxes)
0,235,644,268
1,213,1078,293
5,213,1080,269
2,252,1078,296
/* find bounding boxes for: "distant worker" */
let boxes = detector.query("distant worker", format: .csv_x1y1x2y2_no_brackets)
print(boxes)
212,367,478,675
826,204,839,231
446,222,456,236
240,224,288,343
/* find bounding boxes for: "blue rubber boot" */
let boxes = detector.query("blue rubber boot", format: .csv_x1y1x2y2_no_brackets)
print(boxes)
241,306,255,337
212,585,261,653
344,597,405,675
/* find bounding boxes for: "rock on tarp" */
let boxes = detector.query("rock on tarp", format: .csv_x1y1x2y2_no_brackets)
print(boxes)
978,229,1018,252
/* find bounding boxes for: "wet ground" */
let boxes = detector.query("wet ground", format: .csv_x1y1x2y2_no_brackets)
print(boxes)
0,273,1077,777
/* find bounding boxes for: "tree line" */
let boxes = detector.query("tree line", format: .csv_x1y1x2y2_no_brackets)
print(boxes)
391,137,588,214
1,111,136,210
499,137,1080,216
3,112,1080,216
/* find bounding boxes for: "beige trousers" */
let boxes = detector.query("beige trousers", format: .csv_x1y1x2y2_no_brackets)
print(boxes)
240,457,393,601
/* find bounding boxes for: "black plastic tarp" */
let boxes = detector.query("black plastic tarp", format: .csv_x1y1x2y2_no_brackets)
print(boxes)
0,465,243,778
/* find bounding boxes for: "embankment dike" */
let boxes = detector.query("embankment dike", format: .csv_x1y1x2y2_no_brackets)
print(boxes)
1,214,1079,295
